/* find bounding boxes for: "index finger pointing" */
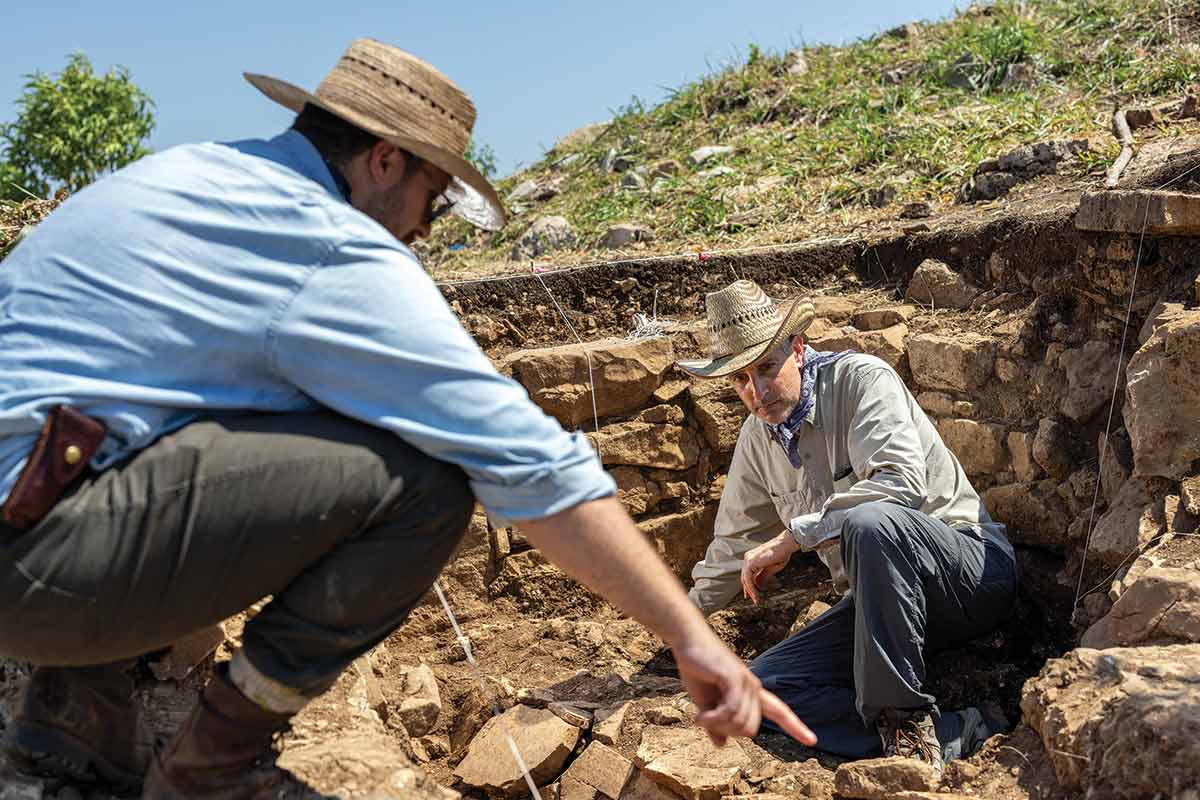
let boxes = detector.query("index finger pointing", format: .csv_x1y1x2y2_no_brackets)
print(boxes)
759,688,817,746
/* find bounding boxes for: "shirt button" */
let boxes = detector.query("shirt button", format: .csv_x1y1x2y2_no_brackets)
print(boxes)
64,445,83,465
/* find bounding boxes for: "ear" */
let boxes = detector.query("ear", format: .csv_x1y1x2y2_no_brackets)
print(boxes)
365,141,408,190
790,335,806,358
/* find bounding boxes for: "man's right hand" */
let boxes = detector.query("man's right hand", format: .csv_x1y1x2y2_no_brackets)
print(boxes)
673,633,816,747
740,531,801,604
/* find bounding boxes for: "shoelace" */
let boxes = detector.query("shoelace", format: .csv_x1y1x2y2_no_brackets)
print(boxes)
888,721,936,764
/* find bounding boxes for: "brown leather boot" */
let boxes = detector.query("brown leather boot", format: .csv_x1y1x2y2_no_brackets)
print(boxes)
142,663,319,800
3,662,153,795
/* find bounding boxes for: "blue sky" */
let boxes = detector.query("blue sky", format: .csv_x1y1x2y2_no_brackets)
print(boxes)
3,1,963,178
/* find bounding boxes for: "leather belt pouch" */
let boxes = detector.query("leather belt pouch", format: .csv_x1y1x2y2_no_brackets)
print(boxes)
1,405,106,531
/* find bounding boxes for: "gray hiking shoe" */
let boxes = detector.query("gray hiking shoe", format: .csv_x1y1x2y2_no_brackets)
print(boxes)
876,709,944,774
958,704,1009,759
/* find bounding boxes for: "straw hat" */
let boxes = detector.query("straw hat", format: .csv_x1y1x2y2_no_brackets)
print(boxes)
245,39,505,230
677,280,815,378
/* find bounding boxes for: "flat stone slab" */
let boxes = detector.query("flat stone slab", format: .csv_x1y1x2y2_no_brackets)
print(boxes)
1076,190,1200,236
453,704,581,796
833,757,939,799
634,725,748,800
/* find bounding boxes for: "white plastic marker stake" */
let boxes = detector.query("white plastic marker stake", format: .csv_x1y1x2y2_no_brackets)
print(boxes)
433,582,541,799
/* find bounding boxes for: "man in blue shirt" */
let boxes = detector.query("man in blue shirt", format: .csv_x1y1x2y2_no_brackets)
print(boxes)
0,40,812,797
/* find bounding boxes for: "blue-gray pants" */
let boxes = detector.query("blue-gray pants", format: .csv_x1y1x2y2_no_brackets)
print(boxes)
751,502,1017,759
0,411,473,700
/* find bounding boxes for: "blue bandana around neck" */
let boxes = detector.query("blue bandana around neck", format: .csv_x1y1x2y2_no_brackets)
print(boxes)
768,349,855,467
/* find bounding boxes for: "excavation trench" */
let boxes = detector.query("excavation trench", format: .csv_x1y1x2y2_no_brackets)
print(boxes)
2,152,1199,800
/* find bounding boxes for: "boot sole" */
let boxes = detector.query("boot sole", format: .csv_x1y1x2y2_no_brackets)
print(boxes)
5,719,144,796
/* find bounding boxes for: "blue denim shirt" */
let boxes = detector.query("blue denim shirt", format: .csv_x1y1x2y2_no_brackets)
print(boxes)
0,130,614,524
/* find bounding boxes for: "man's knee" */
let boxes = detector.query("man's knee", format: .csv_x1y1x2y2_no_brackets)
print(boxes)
842,503,904,547
386,448,475,539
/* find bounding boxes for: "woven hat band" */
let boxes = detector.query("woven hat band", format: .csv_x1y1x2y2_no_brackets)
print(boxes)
314,43,474,156
708,305,783,358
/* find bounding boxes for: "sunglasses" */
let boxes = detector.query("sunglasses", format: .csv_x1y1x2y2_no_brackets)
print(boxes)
427,193,456,224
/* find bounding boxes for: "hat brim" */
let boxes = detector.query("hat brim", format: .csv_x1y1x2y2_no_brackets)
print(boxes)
245,73,506,231
677,298,815,378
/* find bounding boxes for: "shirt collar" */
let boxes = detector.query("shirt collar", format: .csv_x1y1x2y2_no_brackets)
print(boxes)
264,129,349,204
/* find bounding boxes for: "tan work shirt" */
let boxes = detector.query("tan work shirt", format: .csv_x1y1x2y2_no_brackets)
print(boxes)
687,350,1013,615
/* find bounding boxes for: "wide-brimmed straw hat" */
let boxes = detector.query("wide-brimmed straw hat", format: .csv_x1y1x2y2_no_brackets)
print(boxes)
245,39,505,231
677,279,815,378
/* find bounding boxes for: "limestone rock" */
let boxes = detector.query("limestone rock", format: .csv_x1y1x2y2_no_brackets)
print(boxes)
1021,644,1200,798
279,731,457,800
1138,300,1187,346
1125,311,1200,479
351,655,388,723
696,166,735,180
605,223,655,249
611,467,662,516
560,742,635,798
644,705,687,726
1108,553,1161,603
905,259,981,309
689,379,744,459
907,333,995,392
1099,429,1134,504
937,419,1008,477
589,422,698,470
1182,475,1200,516
453,705,581,796
852,305,915,331
787,601,832,638
593,701,631,746
1076,190,1200,235
833,757,938,799
807,323,908,371
634,725,748,800
549,702,594,730
1007,430,1042,482
1032,417,1076,480
449,676,516,753
507,179,541,203
915,391,954,417
1088,477,1173,568
809,296,855,323
981,481,1070,548
619,771,678,799
638,505,719,579
1082,566,1200,648
511,215,577,260
510,337,674,427
399,664,442,738
687,146,734,167
1059,341,1117,423
556,776,600,800
784,49,808,76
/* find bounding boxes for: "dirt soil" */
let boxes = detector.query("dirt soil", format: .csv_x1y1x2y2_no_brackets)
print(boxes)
3,123,1199,800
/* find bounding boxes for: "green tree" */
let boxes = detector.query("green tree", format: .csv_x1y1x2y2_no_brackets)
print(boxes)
0,53,155,200
464,138,498,180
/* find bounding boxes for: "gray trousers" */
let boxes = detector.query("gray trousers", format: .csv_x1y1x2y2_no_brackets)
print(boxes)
0,411,473,699
750,502,1017,759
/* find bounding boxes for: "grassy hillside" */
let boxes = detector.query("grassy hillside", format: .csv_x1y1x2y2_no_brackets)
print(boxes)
421,0,1199,278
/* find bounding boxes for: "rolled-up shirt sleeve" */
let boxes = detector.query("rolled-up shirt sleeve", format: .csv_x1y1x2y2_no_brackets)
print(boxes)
268,238,615,525
789,366,927,547
689,421,785,614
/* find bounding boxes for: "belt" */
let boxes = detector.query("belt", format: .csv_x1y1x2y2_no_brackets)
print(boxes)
0,406,106,532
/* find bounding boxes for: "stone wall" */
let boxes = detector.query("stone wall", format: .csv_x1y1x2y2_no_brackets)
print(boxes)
478,218,1200,604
